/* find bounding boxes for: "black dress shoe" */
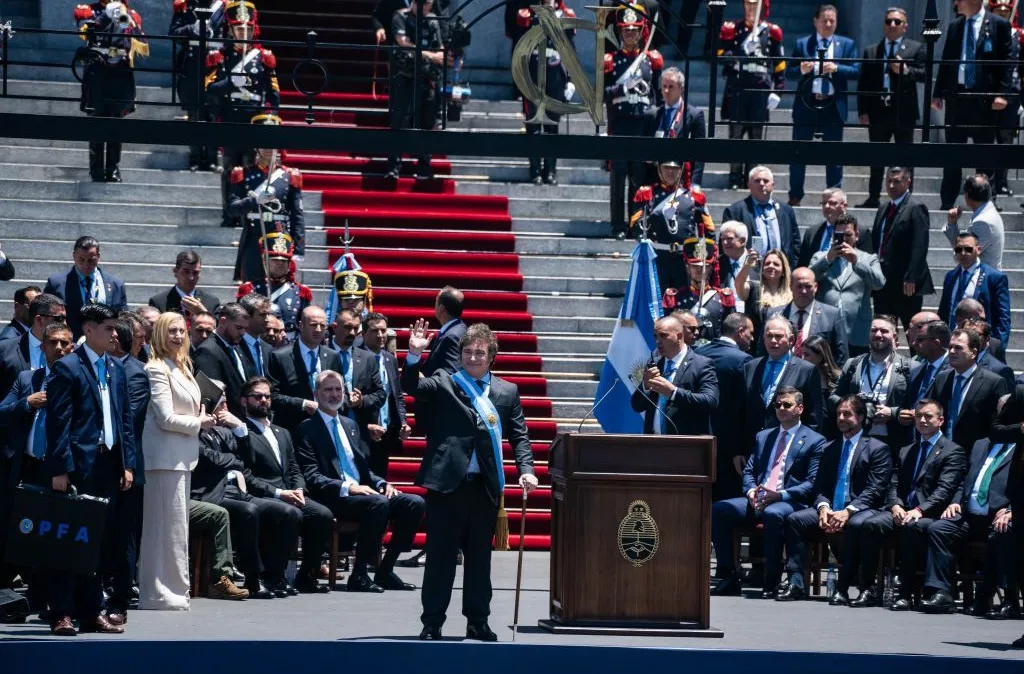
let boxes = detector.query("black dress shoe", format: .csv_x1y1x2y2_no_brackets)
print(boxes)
245,582,274,599
997,185,1014,197
531,175,543,185
374,572,416,591
384,169,400,181
397,551,425,568
921,591,956,614
829,591,850,606
420,625,442,640
856,198,881,209
105,169,122,183
277,581,299,597
544,173,558,186
466,622,498,642
890,596,913,611
761,588,779,599
295,575,330,594
969,600,992,617
711,574,743,596
850,587,881,608
415,167,435,181
614,231,627,241
985,604,1020,620
1012,634,1024,649
347,573,384,593
776,584,806,602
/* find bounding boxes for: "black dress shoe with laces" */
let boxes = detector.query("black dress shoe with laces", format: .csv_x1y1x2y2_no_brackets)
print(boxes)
921,591,956,614
245,581,274,599
776,584,805,602
986,603,1021,620
849,586,881,608
829,591,850,606
890,595,913,611
420,625,442,640
760,587,779,599
347,573,384,593
856,198,881,209
294,575,330,594
374,572,416,591
466,622,498,642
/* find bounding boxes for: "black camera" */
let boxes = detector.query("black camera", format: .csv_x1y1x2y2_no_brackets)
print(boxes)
447,14,471,56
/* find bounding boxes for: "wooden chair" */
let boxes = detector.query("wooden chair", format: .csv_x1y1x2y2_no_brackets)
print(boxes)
328,520,361,591
188,532,212,598
731,523,766,572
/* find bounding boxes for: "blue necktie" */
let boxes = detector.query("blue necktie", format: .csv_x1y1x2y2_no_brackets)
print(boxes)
95,356,107,391
657,359,677,434
377,354,390,429
908,440,930,507
947,374,966,436
833,439,853,509
917,363,935,402
29,380,47,459
819,224,833,252
965,17,977,89
95,356,116,448
307,349,318,392
758,203,777,251
252,340,264,376
762,360,780,401
82,275,94,304
340,350,352,386
330,418,359,484
820,39,833,95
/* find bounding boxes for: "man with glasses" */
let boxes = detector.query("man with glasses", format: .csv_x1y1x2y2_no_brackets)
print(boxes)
938,232,1011,347
900,321,952,431
855,7,925,209
44,236,128,340
711,386,826,597
0,285,41,342
0,294,67,400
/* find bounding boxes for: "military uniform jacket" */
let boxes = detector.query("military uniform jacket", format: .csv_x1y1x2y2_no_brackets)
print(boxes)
237,279,312,340
228,163,305,283
671,286,735,341
633,181,709,246
74,2,147,116
604,48,663,120
205,45,281,120
169,0,225,57
718,20,785,92
517,7,576,116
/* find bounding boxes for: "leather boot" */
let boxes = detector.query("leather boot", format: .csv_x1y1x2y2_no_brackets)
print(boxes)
89,142,105,182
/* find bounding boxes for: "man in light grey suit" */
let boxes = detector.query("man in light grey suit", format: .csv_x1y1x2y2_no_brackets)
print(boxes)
763,267,849,365
808,214,885,357
944,174,1004,269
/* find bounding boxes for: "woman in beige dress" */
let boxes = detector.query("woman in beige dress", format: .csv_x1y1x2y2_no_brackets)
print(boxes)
138,312,215,610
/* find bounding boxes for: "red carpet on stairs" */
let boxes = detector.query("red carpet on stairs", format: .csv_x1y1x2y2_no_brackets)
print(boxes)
260,0,556,550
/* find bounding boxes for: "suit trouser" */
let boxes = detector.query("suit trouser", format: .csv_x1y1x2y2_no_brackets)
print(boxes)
291,496,334,581
219,488,301,581
104,483,142,612
789,111,845,201
924,512,1013,595
940,93,997,207
421,478,498,627
608,116,649,235
862,511,939,595
867,123,915,199
318,490,425,574
994,127,1017,191
188,500,234,581
784,506,880,590
872,290,924,337
711,497,796,587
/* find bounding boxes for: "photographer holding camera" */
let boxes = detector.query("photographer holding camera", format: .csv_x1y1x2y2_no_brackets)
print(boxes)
384,0,448,181
73,0,148,183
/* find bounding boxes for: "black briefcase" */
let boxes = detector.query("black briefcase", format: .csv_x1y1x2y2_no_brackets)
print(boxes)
5,484,109,574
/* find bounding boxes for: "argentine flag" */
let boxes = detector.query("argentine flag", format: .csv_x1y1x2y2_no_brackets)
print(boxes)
593,240,662,433
325,251,362,324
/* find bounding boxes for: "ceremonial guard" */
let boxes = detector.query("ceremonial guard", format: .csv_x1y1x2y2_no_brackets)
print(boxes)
630,160,709,292
236,232,311,343
516,0,576,185
333,268,374,321
718,0,785,189
666,236,735,342
605,3,663,239
73,0,148,182
989,0,1022,197
227,114,305,280
169,0,226,172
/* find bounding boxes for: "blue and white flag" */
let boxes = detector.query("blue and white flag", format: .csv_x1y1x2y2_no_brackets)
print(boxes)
325,252,362,324
593,240,662,433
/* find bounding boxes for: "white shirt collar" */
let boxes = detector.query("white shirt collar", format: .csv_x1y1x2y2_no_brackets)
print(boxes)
174,286,196,298
816,33,834,44
960,259,981,276
27,331,41,350
248,417,269,433
957,363,979,380
891,191,909,207
317,409,342,428
82,343,104,367
920,430,941,445
719,336,738,348
779,421,802,436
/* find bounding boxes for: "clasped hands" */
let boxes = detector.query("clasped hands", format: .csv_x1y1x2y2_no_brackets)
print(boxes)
818,507,851,533
891,504,923,527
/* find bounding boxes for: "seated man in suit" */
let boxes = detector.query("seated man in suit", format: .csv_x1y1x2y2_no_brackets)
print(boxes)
711,386,826,597
147,249,221,319
779,396,892,603
0,285,40,342
0,293,66,400
743,316,824,446
721,166,801,268
237,292,273,378
268,305,342,433
193,303,256,419
856,399,967,608
765,267,849,364
295,370,425,593
831,315,913,449
938,233,1011,345
43,236,128,340
329,308,385,430
361,311,410,478
631,313,718,435
927,328,1008,452
236,376,333,594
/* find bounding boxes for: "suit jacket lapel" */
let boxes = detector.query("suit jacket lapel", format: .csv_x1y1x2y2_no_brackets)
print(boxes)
784,428,805,474
168,360,200,404
955,374,984,428
851,436,869,472
916,437,944,485
76,347,103,406
316,414,344,479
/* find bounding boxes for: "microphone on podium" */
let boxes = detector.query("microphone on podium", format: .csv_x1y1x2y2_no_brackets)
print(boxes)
577,378,619,433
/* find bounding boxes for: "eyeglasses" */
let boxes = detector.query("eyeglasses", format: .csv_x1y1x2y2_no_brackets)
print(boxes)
245,393,271,401
954,246,976,254
773,401,797,409
885,18,904,25
40,314,67,322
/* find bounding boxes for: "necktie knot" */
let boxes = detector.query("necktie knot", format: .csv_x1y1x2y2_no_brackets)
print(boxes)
476,379,486,390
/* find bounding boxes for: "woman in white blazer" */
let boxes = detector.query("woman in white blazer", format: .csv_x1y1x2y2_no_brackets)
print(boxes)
138,312,215,610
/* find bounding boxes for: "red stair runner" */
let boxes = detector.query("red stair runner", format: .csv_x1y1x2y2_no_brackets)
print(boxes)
260,0,555,550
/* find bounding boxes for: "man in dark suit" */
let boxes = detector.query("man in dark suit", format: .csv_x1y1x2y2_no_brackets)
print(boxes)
952,297,1007,362
43,236,128,340
402,321,538,641
421,286,468,377
938,233,1011,345
927,327,1009,451
44,304,137,635
711,386,826,596
961,317,1014,389
147,249,221,319
193,410,301,599
722,166,801,268
764,267,849,364
855,8,925,208
870,167,934,334
0,293,66,400
743,316,824,445
194,303,256,418
237,292,273,378
296,370,425,592
236,376,333,594
778,396,892,602
786,5,859,206
831,316,913,448
899,320,953,433
0,285,41,342
856,399,967,609
268,305,342,433
330,308,385,431
189,311,216,352
933,0,1013,208
644,66,706,186
697,313,754,500
631,313,719,435
361,312,410,478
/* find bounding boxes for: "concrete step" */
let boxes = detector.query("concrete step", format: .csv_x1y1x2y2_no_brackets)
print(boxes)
0,144,190,170
0,198,326,227
0,162,217,187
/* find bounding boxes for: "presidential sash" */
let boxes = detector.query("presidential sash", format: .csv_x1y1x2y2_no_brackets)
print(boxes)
451,369,505,490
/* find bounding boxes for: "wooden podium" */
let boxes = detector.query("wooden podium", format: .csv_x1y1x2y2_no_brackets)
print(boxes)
538,432,722,637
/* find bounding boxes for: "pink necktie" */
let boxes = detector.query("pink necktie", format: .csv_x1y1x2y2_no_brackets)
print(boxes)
767,430,789,490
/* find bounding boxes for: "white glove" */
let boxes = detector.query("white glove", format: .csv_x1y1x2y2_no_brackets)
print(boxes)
231,74,248,88
564,82,576,101
292,255,304,264
251,191,275,205
190,20,200,33
767,92,781,111
742,38,757,56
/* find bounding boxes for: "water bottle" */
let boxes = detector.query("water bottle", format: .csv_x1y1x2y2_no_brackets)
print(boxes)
882,568,895,608
826,565,837,600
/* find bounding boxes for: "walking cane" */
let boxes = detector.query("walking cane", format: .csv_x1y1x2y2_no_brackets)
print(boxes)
512,488,528,641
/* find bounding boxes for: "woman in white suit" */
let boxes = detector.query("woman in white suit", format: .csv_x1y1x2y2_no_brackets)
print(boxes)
138,312,215,609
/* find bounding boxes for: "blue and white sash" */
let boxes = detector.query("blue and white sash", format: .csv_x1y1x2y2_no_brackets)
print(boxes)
451,369,505,490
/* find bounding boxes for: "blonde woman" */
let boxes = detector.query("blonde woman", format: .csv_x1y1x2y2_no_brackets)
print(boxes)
138,312,215,610
735,248,793,346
